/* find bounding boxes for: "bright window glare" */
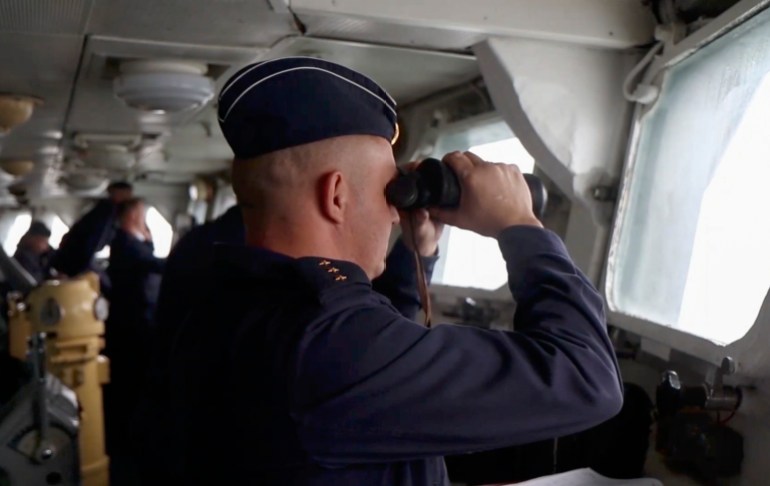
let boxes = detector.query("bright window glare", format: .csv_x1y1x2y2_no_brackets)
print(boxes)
678,73,770,343
95,246,110,259
49,216,69,248
3,213,31,255
433,129,536,290
468,138,535,173
146,206,173,258
609,7,770,345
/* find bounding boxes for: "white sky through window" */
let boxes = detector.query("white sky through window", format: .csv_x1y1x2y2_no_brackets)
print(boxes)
3,213,31,255
146,206,173,258
49,215,69,248
435,136,535,290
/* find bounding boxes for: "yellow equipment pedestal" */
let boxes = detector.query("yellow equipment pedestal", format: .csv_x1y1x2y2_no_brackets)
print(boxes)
7,291,30,361
8,272,111,486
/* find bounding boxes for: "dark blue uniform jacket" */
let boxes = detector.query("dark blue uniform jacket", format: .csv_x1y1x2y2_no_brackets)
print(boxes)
13,246,52,284
166,226,623,485
106,229,166,367
154,205,427,350
152,205,246,355
138,206,436,483
50,199,117,277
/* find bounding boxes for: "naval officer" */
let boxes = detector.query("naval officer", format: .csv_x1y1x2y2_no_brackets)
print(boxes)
163,57,623,485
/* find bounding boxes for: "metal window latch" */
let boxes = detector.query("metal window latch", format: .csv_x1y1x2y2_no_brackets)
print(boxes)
703,356,741,411
658,356,741,414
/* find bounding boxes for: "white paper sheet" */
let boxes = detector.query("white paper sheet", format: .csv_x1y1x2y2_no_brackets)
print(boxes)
500,468,663,486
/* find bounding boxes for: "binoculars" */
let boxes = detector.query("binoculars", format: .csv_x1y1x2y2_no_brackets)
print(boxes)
385,158,548,219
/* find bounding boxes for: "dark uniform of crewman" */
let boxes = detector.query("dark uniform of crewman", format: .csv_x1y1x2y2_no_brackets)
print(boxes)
154,204,435,351
49,181,132,295
151,204,245,352
136,204,247,480
163,57,623,486
138,203,440,483
13,220,53,283
103,197,165,478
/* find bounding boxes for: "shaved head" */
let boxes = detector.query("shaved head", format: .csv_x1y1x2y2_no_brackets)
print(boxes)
232,135,400,278
234,136,362,211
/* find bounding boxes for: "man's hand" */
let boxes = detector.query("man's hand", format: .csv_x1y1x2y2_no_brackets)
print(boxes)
429,151,542,238
398,161,444,256
141,224,153,242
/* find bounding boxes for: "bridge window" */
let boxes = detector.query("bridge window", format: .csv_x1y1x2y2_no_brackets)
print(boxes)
146,206,173,258
608,7,770,345
429,118,535,290
2,212,31,256
49,215,69,248
95,246,110,260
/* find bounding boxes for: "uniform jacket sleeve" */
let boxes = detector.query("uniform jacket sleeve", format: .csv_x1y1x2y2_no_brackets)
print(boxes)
112,235,166,274
291,226,623,465
50,200,116,276
13,248,45,284
371,238,438,320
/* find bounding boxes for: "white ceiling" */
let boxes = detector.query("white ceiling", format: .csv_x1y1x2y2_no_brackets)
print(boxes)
0,0,650,203
262,37,479,105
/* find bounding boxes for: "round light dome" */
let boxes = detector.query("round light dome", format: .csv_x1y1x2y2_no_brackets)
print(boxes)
0,159,35,177
61,172,109,193
114,59,215,114
79,144,136,171
0,95,42,134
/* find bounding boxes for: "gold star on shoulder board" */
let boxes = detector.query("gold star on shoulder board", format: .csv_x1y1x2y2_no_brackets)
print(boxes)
335,275,348,282
318,260,331,266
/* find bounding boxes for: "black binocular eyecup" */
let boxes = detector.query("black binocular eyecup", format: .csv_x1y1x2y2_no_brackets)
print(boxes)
385,157,548,219
385,158,460,210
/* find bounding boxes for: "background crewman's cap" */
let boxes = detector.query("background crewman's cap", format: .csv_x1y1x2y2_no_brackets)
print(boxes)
217,57,398,159
27,221,51,238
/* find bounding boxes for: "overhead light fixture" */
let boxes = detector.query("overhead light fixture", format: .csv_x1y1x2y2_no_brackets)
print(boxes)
78,144,137,171
0,160,35,177
188,178,213,202
61,171,109,194
0,94,43,134
113,59,215,114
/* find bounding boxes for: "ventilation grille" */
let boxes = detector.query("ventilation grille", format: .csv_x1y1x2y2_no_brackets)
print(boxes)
0,0,94,34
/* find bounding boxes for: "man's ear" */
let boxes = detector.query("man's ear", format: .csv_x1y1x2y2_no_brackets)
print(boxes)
318,171,347,224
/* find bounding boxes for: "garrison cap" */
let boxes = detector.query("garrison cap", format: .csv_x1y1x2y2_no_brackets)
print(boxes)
217,57,398,159
27,221,51,238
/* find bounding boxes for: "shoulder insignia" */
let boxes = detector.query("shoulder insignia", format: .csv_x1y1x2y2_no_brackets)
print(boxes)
294,257,368,299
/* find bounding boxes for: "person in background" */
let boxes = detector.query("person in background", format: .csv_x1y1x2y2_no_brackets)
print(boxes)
13,220,53,283
49,181,133,292
152,204,245,343
103,197,165,482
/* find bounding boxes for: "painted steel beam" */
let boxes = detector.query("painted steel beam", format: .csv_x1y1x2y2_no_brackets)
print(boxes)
291,0,656,49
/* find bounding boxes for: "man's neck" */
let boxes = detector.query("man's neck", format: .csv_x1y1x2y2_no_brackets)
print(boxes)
245,216,348,263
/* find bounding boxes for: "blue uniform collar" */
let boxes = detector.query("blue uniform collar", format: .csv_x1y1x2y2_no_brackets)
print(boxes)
211,244,371,294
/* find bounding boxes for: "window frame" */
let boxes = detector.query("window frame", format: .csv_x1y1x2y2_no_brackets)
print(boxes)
601,0,770,362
